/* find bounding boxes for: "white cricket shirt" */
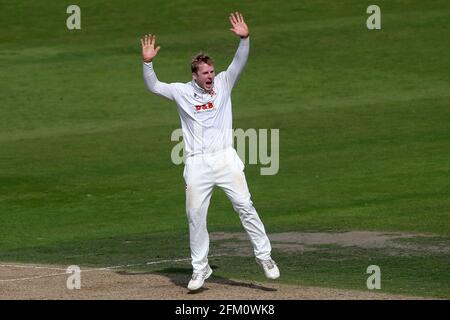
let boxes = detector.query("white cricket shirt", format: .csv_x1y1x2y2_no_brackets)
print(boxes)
143,38,249,157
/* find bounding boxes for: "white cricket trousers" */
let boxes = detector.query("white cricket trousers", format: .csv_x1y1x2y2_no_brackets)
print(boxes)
183,147,272,271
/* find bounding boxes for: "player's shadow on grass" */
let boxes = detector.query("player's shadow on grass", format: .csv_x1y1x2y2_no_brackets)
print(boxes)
117,265,277,294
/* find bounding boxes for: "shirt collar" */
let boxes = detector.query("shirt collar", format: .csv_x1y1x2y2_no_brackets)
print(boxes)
191,80,215,96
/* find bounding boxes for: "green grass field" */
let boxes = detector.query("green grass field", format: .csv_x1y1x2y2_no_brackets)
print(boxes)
1,0,449,298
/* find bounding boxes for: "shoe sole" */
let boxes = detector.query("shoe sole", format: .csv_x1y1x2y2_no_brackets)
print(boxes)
266,273,280,280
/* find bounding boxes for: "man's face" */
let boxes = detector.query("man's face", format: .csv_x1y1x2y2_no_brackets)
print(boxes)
193,62,215,92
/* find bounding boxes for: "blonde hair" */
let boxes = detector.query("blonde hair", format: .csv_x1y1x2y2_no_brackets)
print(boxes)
191,53,214,73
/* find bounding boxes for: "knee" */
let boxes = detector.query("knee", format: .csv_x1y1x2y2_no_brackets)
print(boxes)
232,197,254,215
187,211,209,234
186,207,204,224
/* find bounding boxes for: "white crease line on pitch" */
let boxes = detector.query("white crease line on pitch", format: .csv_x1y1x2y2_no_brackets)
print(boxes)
0,264,67,271
0,254,228,282
0,272,69,282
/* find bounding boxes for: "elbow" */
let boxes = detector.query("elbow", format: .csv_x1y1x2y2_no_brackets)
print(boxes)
145,81,155,92
143,77,158,94
144,82,155,93
144,81,165,98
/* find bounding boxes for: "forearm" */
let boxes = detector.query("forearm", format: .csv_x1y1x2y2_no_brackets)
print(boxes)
226,37,250,85
143,62,158,91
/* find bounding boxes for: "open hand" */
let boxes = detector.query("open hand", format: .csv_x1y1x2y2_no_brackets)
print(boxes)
229,12,249,38
141,34,160,63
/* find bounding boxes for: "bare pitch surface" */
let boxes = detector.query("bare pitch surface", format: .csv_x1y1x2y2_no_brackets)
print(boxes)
0,262,431,300
1,231,448,299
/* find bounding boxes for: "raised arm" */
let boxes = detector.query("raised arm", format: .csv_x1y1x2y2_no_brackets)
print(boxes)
225,12,250,88
141,34,177,101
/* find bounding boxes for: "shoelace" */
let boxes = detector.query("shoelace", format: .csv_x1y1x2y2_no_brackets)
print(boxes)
191,268,209,280
261,259,275,269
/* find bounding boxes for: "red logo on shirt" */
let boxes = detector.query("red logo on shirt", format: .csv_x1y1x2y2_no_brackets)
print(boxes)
195,102,215,112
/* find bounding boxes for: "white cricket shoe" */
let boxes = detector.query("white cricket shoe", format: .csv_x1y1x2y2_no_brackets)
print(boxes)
187,265,213,291
256,258,280,279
